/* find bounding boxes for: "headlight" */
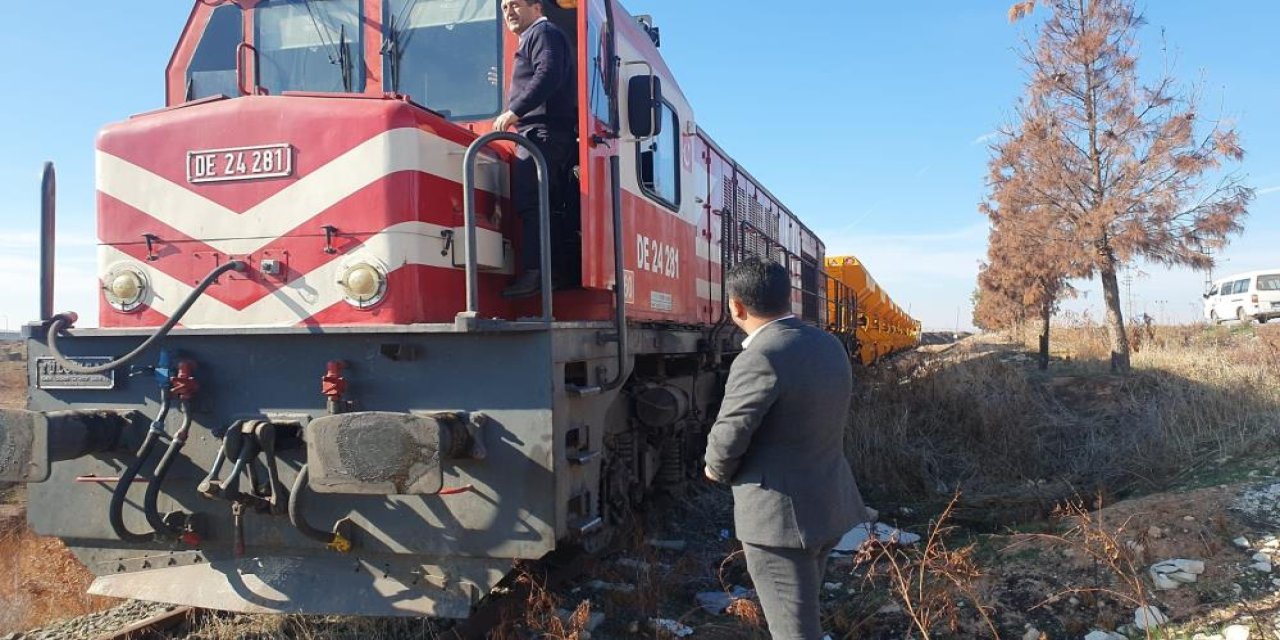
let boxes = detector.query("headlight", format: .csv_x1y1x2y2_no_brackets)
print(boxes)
338,261,388,308
102,265,148,312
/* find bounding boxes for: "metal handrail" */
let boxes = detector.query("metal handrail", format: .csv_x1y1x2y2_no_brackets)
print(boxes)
460,132,553,322
598,155,629,392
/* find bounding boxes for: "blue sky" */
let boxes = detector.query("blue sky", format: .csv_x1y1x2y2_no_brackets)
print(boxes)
0,1,1276,331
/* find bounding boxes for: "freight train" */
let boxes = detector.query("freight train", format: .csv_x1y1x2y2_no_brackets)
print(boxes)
0,0,917,618
825,256,922,365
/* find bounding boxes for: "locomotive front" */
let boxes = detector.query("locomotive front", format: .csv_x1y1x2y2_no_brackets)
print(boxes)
0,0,632,617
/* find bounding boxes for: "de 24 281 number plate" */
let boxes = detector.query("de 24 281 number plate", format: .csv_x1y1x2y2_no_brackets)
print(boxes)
187,143,294,184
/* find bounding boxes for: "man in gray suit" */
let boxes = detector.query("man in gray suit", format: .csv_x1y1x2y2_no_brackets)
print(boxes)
704,258,868,640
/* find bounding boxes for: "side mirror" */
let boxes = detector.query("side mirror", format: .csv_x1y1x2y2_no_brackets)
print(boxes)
628,75,663,138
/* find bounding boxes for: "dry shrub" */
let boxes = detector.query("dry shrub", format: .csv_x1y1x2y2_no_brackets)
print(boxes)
489,565,593,640
1049,323,1280,481
853,495,998,639
724,596,765,628
0,521,114,635
849,326,1280,507
848,336,1098,501
1004,497,1168,639
712,549,767,633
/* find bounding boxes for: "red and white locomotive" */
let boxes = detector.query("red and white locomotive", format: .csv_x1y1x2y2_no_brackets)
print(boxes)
3,0,865,617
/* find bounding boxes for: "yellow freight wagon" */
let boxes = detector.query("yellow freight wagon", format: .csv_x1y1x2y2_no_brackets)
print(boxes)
824,255,920,364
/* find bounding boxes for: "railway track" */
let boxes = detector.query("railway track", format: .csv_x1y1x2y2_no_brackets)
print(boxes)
96,606,203,640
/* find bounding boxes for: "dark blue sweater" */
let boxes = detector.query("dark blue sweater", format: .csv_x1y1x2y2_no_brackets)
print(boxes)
508,19,576,132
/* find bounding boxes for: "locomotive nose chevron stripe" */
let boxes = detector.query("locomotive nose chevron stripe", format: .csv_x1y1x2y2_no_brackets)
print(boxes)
99,221,466,328
97,128,509,257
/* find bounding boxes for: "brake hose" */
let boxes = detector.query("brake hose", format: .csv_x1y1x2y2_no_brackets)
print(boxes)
109,389,172,543
289,464,351,552
143,399,194,538
47,260,246,375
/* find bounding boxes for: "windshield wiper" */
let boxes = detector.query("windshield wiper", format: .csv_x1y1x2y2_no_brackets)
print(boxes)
302,0,352,91
383,0,423,94
337,24,352,91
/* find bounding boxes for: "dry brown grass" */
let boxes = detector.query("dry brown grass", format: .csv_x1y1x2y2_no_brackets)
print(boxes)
184,612,447,639
848,324,1280,512
1046,324,1280,483
0,520,115,635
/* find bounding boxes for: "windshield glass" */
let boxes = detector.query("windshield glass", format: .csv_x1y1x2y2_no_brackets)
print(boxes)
256,0,364,94
384,0,502,120
1258,274,1280,291
187,4,243,100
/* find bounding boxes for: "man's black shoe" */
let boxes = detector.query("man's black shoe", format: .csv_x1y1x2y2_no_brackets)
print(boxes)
502,270,542,298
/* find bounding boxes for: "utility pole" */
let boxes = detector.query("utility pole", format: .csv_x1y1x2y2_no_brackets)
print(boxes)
1122,267,1135,321
1204,247,1215,292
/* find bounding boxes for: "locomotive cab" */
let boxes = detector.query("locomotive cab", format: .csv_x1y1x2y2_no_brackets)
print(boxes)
90,0,623,330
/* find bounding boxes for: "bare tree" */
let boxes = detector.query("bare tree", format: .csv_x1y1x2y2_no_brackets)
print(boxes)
992,0,1252,372
978,198,1075,369
972,277,1025,334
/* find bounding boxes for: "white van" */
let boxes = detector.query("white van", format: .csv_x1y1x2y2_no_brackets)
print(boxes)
1203,270,1280,324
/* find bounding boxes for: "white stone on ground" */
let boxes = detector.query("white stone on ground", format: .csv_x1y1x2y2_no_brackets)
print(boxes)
1135,605,1169,630
1084,631,1126,640
1173,558,1206,574
833,522,921,552
1224,624,1251,640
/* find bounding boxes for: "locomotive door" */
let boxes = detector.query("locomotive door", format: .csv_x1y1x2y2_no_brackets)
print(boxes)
578,0,620,291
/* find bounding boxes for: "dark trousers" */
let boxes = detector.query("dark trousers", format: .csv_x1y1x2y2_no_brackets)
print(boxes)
513,126,576,272
742,539,839,640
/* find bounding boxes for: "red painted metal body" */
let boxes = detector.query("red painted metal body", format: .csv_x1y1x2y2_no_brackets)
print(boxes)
97,0,825,332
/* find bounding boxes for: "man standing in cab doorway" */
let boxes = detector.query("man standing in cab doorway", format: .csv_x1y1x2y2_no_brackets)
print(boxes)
494,0,577,298
704,258,869,640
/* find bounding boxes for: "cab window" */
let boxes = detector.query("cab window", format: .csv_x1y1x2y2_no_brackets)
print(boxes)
256,0,364,94
383,0,502,120
637,100,680,209
586,11,615,129
187,4,243,100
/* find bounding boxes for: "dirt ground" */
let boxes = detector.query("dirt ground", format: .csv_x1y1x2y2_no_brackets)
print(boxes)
970,478,1280,638
0,341,116,636
0,340,25,410
5,333,1280,638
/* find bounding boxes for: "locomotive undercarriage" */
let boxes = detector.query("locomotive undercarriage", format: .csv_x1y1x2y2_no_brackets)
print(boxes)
6,322,726,617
